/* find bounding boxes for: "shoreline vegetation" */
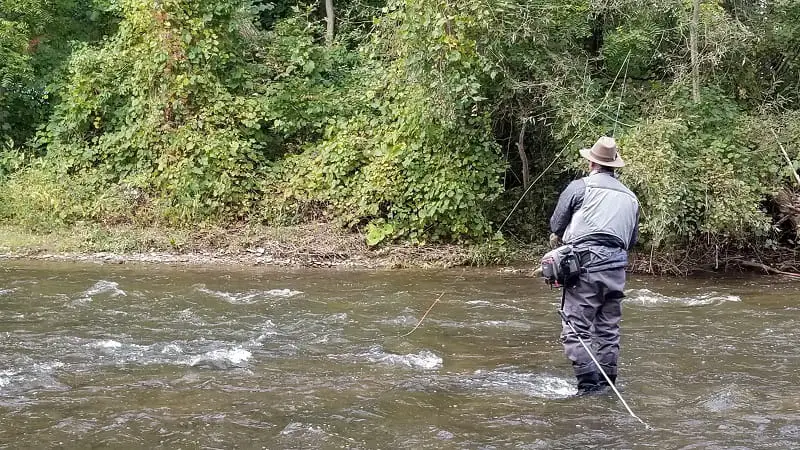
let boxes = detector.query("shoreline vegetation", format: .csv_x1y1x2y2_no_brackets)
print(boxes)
2,223,799,278
3,2,800,270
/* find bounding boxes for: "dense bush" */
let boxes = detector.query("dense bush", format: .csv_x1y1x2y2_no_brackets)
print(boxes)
2,0,800,250
0,164,145,231
620,89,781,247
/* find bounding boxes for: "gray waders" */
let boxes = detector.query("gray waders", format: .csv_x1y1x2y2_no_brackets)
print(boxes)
560,266,626,389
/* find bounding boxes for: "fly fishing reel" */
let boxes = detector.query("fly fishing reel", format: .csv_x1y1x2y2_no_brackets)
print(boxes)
540,245,581,288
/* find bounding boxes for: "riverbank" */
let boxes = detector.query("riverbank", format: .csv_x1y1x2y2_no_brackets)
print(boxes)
0,223,543,270
1,222,798,277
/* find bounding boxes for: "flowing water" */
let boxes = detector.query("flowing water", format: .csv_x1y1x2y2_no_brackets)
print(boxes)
0,260,798,449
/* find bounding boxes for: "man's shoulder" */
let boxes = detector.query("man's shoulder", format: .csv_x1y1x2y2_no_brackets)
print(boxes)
616,179,639,201
595,174,636,198
565,178,586,192
558,178,587,202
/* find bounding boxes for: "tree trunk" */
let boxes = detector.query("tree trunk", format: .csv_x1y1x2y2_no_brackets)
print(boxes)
325,0,335,44
690,0,700,103
517,121,530,190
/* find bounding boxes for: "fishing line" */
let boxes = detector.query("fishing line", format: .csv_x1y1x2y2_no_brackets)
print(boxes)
497,50,632,232
612,50,631,137
345,291,444,345
399,291,444,337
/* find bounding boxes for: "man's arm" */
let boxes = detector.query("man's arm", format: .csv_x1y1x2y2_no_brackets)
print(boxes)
549,180,584,238
628,210,640,250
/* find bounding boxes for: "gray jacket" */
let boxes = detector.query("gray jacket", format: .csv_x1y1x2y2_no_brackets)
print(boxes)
550,171,639,270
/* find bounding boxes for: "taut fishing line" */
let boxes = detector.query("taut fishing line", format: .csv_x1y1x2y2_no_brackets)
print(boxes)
497,50,632,232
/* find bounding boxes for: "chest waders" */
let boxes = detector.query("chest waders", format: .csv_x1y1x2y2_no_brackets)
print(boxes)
559,287,650,428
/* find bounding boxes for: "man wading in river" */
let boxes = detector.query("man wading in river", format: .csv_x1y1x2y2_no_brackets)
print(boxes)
549,136,640,396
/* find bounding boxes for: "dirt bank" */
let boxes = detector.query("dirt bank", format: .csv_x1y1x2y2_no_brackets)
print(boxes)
0,223,541,271
2,222,798,278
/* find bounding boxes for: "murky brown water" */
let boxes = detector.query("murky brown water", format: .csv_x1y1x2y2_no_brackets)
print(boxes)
1,260,799,448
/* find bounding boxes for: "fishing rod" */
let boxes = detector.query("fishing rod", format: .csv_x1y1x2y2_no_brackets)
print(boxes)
612,51,630,138
558,289,650,428
497,50,632,233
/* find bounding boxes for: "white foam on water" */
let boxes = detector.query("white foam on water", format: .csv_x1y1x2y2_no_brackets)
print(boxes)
625,288,741,306
196,286,303,304
311,334,330,344
324,312,349,323
221,348,253,364
34,361,65,371
54,418,97,434
87,340,123,349
83,280,127,298
0,288,17,296
379,315,419,326
280,422,325,436
74,338,259,368
0,361,68,394
475,320,532,331
196,287,261,304
466,300,492,307
251,320,280,344
436,430,455,440
177,308,205,326
690,293,742,306
363,346,443,370
264,288,303,298
466,369,574,399
252,332,277,343
700,386,752,412
161,344,183,354
466,300,527,312
187,348,252,368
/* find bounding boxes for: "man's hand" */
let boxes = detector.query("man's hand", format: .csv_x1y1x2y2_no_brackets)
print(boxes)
549,233,561,249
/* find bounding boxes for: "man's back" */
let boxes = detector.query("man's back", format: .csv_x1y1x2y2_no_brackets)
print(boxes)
551,171,639,251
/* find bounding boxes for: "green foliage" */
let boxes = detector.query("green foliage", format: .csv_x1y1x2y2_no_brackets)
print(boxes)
257,12,360,150
0,18,32,84
284,105,504,244
41,0,273,221
3,0,800,254
727,0,800,107
280,1,506,245
0,164,147,231
1,0,116,145
0,18,33,139
0,139,27,180
620,89,779,247
466,232,511,266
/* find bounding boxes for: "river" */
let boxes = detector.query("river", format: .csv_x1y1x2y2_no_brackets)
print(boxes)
1,260,798,448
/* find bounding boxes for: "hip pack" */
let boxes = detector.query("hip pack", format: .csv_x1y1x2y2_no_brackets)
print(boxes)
540,245,582,288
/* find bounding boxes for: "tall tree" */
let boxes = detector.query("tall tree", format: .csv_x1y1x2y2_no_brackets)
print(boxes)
690,0,700,103
324,0,334,43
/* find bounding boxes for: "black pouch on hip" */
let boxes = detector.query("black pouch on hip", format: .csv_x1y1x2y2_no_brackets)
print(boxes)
540,245,582,288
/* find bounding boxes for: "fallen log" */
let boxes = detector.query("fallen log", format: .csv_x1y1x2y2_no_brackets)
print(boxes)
732,259,800,278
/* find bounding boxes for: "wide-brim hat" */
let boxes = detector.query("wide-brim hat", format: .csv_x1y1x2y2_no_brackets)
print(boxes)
579,136,625,168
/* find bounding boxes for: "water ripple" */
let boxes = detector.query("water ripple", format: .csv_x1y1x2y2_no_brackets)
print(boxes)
354,345,443,370
195,286,303,304
625,288,741,306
